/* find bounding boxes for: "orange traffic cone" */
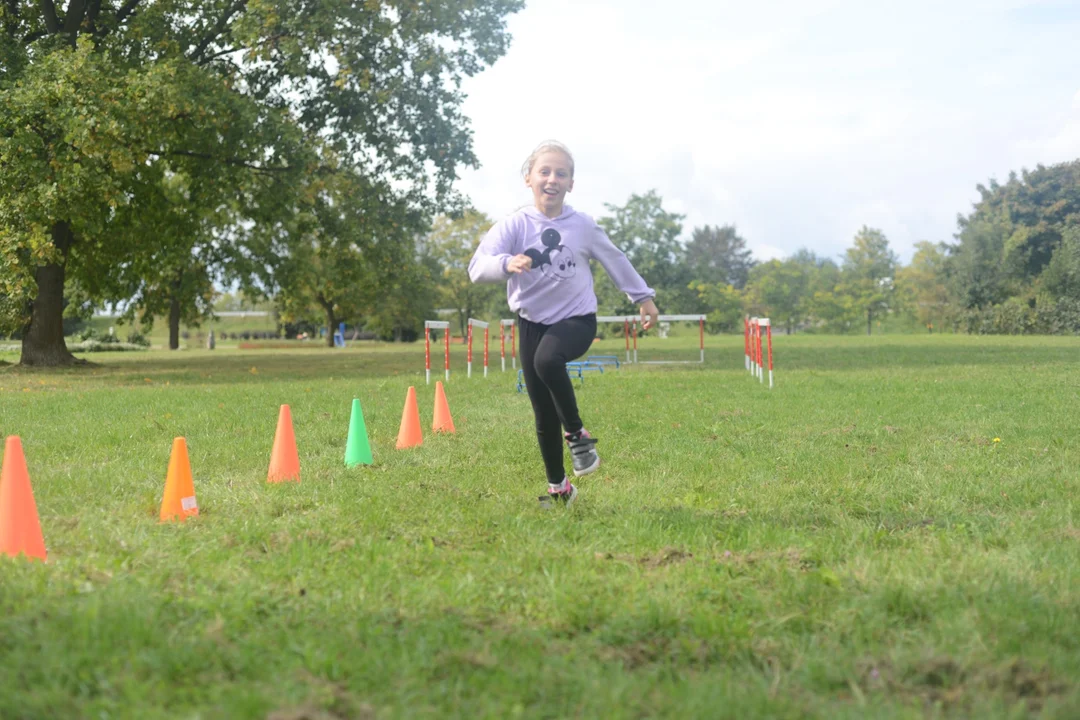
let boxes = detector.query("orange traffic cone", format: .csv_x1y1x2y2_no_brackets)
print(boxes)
160,437,199,523
268,404,301,482
432,381,456,434
0,436,47,561
396,386,423,449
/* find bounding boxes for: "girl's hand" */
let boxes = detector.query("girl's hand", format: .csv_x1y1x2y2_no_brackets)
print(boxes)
506,254,533,274
640,298,659,331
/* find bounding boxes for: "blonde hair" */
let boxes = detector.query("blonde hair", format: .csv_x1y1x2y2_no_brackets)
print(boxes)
521,140,575,180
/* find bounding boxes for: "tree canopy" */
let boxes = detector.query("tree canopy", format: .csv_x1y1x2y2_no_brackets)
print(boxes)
0,0,523,364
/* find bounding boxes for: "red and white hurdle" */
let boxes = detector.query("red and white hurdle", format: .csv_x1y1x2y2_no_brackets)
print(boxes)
596,314,707,364
499,319,516,371
745,316,774,388
467,318,490,378
424,320,451,385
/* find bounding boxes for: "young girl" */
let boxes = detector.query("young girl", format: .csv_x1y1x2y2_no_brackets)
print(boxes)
468,140,659,506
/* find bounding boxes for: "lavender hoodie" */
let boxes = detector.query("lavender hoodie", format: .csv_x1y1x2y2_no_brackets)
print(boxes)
468,205,654,325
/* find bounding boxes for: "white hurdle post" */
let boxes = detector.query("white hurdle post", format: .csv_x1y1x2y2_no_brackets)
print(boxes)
744,316,751,372
424,320,451,385
749,317,760,379
500,319,515,371
467,318,490,378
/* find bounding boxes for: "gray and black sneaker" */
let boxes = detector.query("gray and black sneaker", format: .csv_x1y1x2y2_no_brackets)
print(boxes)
538,478,578,508
566,429,600,477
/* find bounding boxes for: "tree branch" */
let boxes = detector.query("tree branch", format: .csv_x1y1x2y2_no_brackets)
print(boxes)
87,0,142,41
189,0,246,64
197,45,241,65
62,0,87,35
115,0,141,23
5,0,19,34
85,0,102,33
38,0,60,32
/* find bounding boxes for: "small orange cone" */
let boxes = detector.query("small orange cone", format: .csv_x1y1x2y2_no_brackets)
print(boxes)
432,381,456,434
160,437,199,523
0,436,47,561
396,386,423,449
268,404,301,482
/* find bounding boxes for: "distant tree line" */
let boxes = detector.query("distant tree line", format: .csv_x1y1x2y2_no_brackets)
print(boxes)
427,159,1079,337
1,0,1075,367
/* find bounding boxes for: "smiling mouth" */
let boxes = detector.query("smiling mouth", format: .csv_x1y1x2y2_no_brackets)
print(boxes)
543,189,560,196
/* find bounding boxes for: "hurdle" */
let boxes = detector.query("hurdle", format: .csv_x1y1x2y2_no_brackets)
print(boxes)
424,320,450,385
587,355,621,369
745,316,774,388
500,318,516,371
596,314,707,364
467,318,490,378
567,361,604,375
516,365,589,393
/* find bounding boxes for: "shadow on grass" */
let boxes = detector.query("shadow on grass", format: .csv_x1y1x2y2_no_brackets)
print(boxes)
0,347,423,385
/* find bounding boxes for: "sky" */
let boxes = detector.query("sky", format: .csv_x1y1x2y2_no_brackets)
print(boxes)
453,0,1080,264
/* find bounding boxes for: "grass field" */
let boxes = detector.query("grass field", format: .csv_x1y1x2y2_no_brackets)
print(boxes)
0,333,1078,719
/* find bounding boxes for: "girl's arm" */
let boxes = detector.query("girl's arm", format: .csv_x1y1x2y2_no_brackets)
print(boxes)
588,223,655,305
468,219,517,283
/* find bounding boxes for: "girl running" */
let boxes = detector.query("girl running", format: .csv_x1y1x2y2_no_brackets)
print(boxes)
468,140,659,505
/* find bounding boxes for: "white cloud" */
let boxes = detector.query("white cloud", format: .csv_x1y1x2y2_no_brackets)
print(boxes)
455,0,1080,264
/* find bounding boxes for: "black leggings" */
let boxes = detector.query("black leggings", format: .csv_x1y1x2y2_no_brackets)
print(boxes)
518,314,597,484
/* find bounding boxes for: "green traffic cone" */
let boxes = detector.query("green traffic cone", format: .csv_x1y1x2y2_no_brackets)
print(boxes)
345,398,374,467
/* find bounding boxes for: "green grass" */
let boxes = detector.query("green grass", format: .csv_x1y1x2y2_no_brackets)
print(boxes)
0,334,1078,719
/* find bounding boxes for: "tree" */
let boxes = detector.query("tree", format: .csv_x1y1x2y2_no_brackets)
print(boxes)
1040,226,1080,300
365,244,439,342
596,191,695,313
840,226,898,335
944,213,1010,310
424,212,503,335
684,224,756,289
948,159,1080,308
745,259,808,334
104,172,228,350
895,241,950,331
262,171,423,346
690,281,743,333
0,0,524,365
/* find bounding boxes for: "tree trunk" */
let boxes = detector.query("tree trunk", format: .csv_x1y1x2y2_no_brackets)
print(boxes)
867,308,873,336
168,293,181,350
318,296,336,348
20,222,79,367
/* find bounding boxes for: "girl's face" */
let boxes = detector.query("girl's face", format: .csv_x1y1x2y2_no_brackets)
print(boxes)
526,151,574,218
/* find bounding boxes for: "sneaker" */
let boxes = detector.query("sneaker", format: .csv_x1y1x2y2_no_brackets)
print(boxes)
565,429,600,477
538,479,578,508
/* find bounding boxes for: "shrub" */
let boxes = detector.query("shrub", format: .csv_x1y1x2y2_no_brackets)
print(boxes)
126,331,151,347
68,341,148,353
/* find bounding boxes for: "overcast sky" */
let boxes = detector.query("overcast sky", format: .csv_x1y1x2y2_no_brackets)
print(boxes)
453,0,1080,263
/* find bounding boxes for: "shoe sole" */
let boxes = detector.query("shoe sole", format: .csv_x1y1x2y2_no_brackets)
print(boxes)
573,455,600,477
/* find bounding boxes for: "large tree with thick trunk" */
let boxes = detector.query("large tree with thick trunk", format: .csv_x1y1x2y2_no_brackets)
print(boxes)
0,0,522,365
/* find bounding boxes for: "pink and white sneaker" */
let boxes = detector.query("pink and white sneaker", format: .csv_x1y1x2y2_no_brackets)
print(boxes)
539,478,578,508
